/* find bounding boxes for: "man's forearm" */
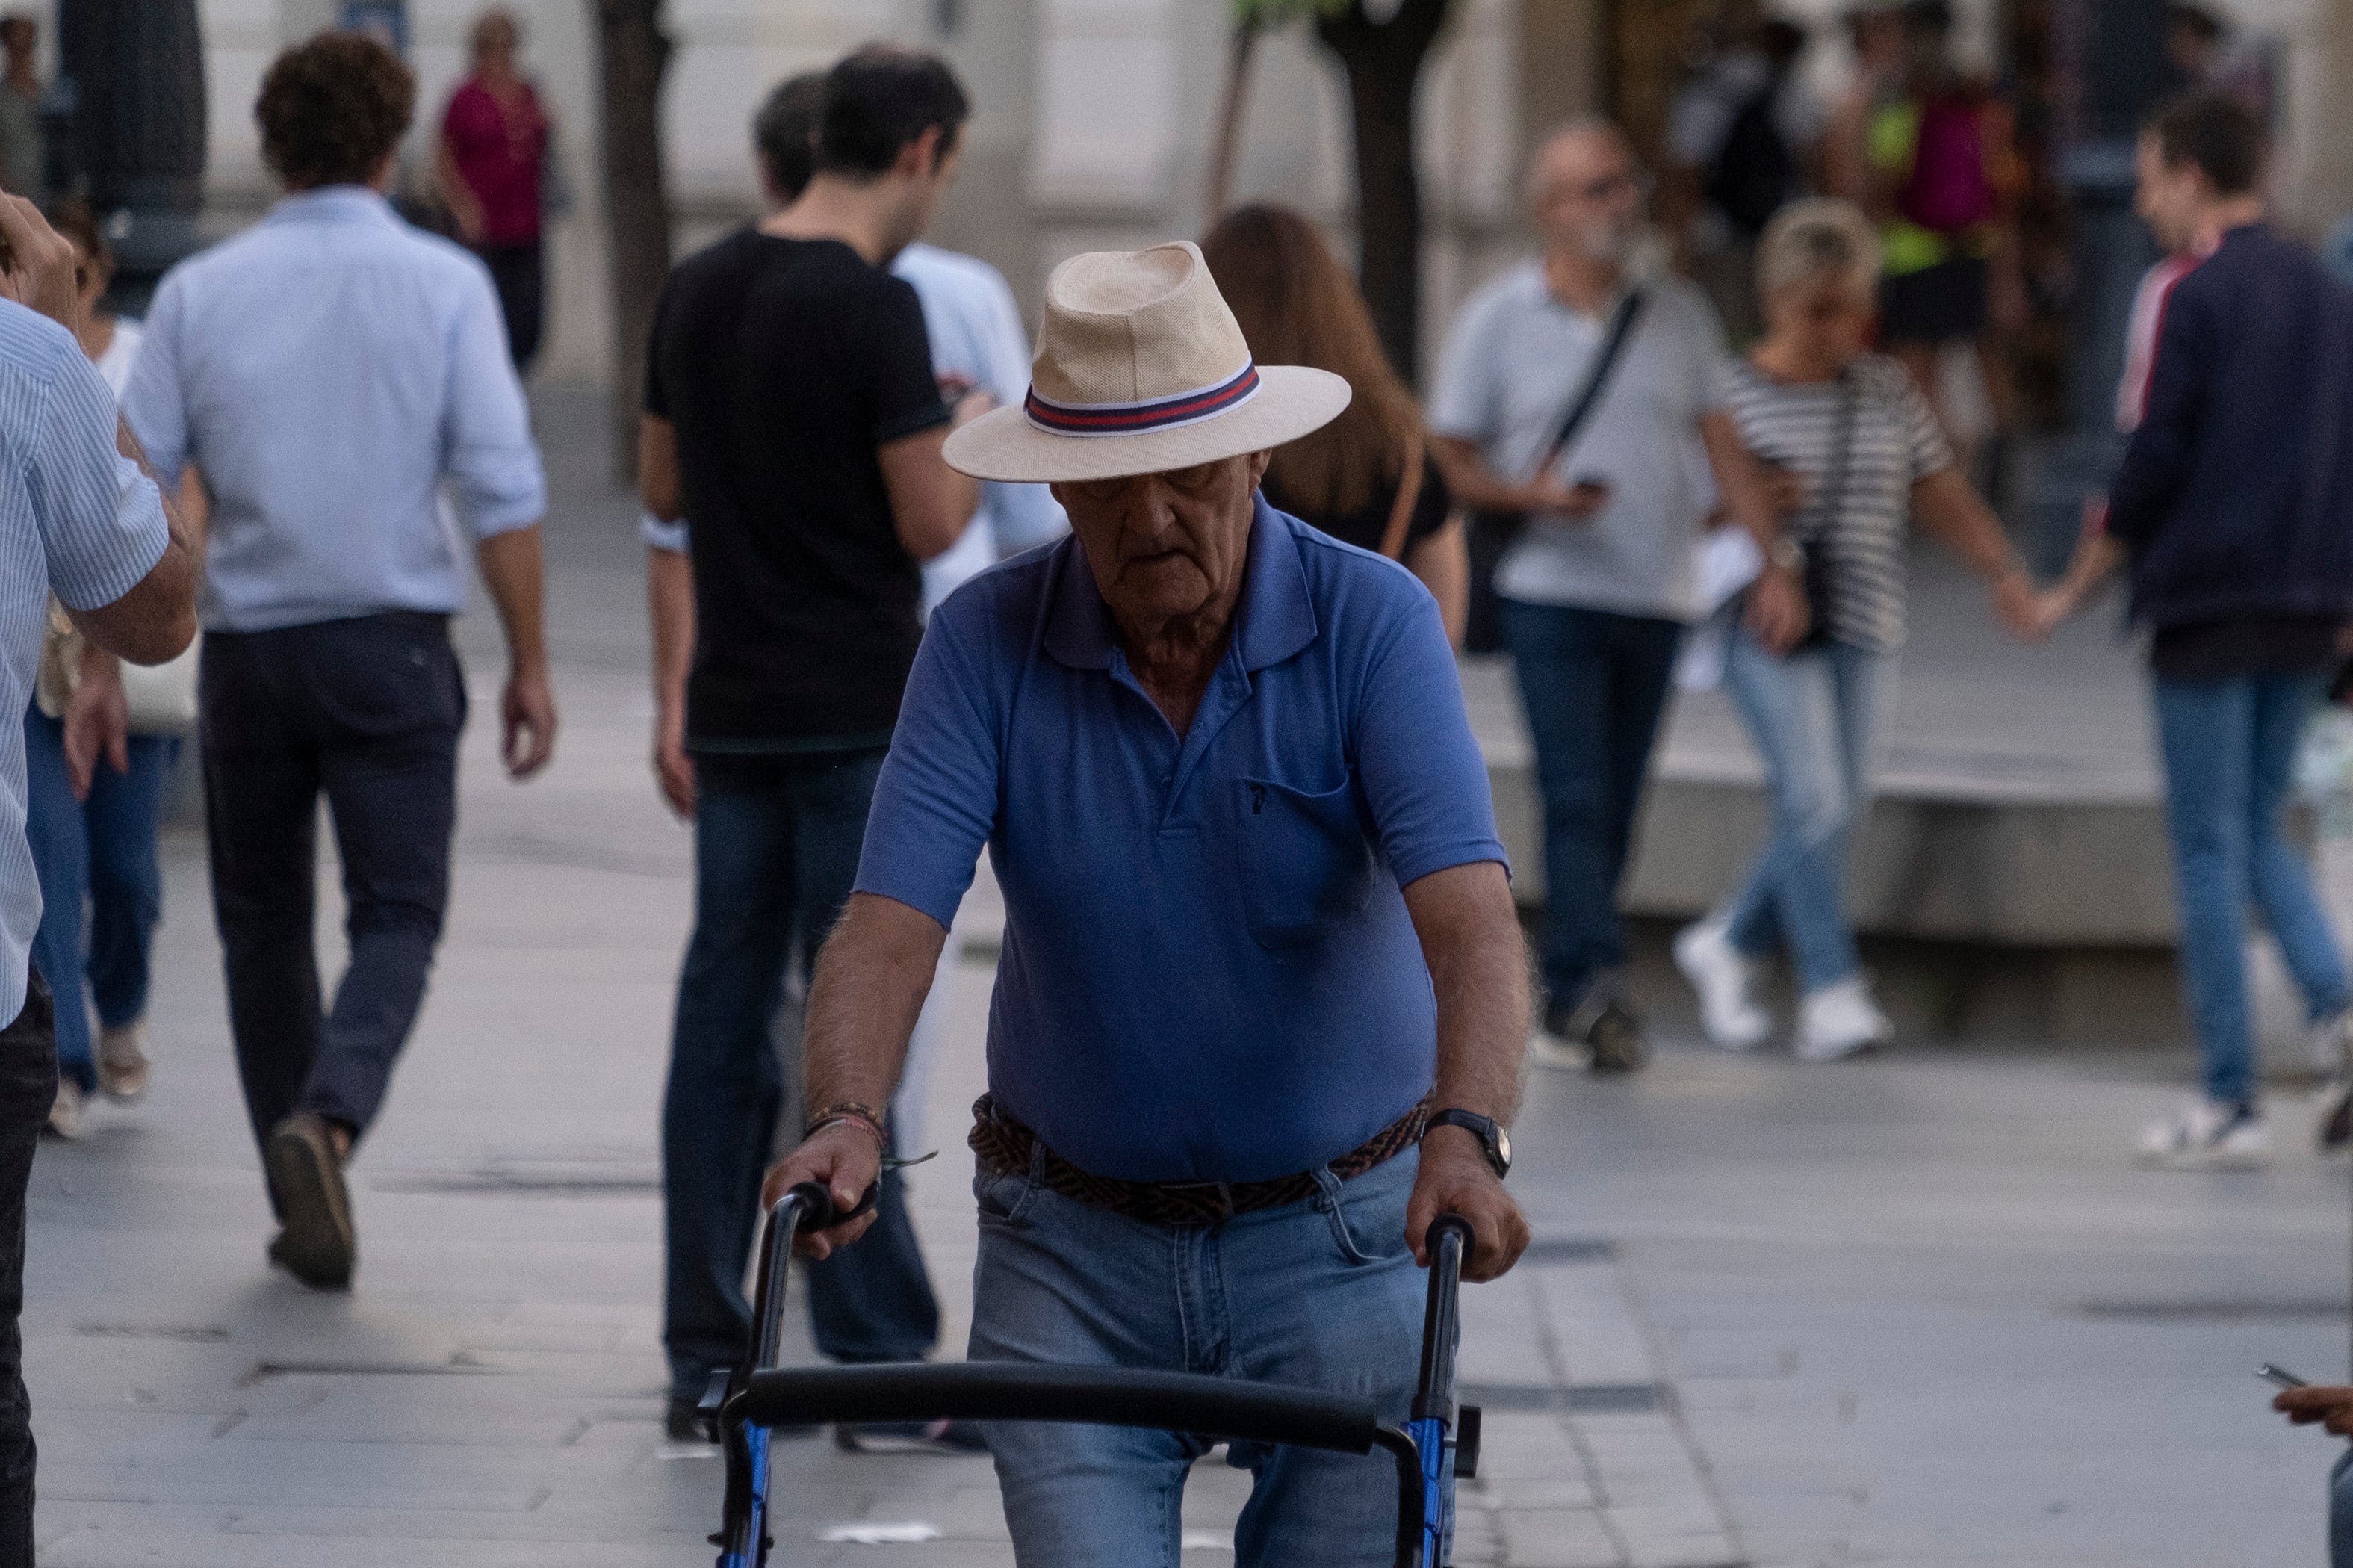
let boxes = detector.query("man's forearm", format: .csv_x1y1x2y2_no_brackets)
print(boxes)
1430,436,1532,515
647,545,694,711
1411,862,1528,1123
477,524,550,672
802,893,948,1120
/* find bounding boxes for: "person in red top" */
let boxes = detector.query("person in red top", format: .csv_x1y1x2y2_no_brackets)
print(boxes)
435,8,549,370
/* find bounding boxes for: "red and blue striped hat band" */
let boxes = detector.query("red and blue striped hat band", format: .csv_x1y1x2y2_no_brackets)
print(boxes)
1023,361,1262,439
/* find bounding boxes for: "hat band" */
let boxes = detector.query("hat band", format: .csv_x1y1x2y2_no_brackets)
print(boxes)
1023,362,1260,439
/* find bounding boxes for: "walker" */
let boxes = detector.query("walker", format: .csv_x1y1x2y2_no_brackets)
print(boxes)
704,1183,1482,1568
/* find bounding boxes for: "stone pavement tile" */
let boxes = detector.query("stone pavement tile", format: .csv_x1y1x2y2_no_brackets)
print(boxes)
1498,1504,1625,1567
1475,1475,1602,1510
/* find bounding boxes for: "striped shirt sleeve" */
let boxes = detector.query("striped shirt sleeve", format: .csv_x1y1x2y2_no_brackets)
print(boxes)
29,339,167,613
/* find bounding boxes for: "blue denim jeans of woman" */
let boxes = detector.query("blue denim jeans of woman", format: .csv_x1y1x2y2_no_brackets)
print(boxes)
22,702,178,1091
1717,633,1894,992
2151,671,2350,1106
969,1147,1436,1567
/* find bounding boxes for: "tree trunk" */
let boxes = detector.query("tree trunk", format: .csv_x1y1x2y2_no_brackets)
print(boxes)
1315,0,1451,385
594,0,674,485
1203,16,1262,224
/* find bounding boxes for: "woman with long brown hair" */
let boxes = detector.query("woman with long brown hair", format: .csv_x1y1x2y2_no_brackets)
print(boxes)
1200,204,1467,641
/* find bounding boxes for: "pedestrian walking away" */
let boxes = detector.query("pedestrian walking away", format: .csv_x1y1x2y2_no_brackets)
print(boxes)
761,235,1531,1567
24,206,193,1135
2031,92,2353,1171
1430,116,1733,1074
1201,202,1469,642
0,192,203,1568
1677,197,2040,1062
639,46,990,1451
436,7,554,371
682,70,1071,1164
123,32,558,1292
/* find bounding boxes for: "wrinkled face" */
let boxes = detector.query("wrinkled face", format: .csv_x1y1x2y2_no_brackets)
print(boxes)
1531,128,1646,268
1765,275,1878,368
2133,131,2204,254
1051,452,1271,632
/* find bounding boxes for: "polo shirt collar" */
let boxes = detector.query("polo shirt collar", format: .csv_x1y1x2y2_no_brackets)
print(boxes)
267,185,400,228
1043,493,1318,673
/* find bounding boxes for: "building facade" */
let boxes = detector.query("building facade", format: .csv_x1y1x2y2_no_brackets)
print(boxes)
20,0,2352,388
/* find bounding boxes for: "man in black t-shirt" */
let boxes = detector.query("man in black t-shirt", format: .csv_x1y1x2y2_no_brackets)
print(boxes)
639,46,989,1446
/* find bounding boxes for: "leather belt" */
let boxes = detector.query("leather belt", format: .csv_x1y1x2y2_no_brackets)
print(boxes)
968,1093,1427,1228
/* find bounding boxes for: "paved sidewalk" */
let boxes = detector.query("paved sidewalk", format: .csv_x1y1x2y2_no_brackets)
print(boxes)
21,387,2353,1567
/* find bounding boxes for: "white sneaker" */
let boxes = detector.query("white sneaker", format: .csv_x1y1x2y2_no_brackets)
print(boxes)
1673,919,1770,1050
2136,1097,2270,1170
1794,978,1893,1062
45,1078,83,1141
2310,1011,2353,1078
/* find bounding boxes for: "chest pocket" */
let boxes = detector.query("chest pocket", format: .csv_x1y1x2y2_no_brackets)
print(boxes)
1235,777,1380,949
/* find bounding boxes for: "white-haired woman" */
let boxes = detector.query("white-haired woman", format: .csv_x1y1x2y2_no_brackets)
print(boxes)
1682,197,2041,1059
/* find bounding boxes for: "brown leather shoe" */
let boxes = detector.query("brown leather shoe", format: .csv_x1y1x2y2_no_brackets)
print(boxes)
264,1111,356,1289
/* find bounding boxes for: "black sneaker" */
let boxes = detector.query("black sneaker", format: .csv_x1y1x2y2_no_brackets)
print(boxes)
1579,999,1649,1075
666,1396,715,1444
834,1419,990,1455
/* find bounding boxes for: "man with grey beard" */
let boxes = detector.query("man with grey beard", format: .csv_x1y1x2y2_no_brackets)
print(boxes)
1431,117,1735,1075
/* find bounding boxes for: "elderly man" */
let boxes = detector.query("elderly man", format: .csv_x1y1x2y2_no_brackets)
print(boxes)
766,241,1529,1564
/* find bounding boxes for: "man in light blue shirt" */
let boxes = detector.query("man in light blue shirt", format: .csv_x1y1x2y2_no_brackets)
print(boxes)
123,33,556,1293
0,194,201,1565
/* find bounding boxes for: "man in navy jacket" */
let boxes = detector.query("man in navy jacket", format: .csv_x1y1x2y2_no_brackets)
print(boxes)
2095,93,2353,1168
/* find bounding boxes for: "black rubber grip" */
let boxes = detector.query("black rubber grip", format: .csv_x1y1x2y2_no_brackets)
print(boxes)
731,1362,1383,1454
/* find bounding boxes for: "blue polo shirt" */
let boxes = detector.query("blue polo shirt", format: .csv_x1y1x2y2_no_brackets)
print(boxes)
855,497,1507,1183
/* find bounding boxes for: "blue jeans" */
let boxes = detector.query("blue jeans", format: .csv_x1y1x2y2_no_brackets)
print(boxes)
24,704,177,1091
1719,633,1893,993
1500,599,1683,1014
970,1147,1431,1568
2152,672,2349,1106
661,750,940,1403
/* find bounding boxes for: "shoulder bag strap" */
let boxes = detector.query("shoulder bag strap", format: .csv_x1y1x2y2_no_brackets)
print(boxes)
1524,288,1649,484
1377,430,1427,562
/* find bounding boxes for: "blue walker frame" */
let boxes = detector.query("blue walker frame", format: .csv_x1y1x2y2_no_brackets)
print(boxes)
707,1184,1480,1568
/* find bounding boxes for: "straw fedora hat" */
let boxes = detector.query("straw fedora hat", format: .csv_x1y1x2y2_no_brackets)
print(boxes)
943,240,1352,485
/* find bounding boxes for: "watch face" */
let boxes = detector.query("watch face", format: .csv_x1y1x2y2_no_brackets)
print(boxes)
1494,1127,1512,1172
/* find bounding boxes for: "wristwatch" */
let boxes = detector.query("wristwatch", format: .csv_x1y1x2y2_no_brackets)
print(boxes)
1422,1109,1511,1179
1766,536,1805,573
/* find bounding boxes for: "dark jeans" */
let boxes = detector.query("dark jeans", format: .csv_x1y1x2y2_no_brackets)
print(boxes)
663,749,940,1402
474,241,544,372
200,613,465,1159
0,973,55,1567
1501,599,1683,1016
25,704,178,1091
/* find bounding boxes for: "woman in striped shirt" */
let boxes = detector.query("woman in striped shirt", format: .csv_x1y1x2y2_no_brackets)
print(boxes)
1680,198,2040,1060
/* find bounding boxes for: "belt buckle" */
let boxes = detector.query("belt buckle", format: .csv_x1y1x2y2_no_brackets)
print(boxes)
1157,1179,1237,1223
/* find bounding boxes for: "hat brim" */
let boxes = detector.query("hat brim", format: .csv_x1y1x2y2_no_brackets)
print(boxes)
943,365,1353,484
